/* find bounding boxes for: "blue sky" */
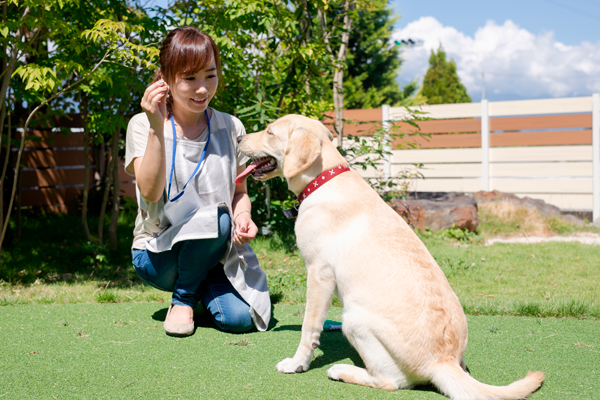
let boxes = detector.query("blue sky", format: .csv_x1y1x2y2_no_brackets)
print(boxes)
389,0,600,101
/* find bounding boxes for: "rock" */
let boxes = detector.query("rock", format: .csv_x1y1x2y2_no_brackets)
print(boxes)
561,214,585,227
474,190,586,226
390,192,478,232
473,190,561,217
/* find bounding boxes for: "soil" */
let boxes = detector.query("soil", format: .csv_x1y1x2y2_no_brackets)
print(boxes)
485,232,600,246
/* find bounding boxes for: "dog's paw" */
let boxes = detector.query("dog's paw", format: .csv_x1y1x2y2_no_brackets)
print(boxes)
276,358,309,374
327,364,345,381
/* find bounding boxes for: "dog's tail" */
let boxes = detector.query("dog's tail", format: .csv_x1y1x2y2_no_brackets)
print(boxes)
430,361,544,400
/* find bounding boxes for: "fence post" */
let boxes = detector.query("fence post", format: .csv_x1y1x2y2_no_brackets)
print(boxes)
593,93,600,222
481,99,490,191
382,104,391,180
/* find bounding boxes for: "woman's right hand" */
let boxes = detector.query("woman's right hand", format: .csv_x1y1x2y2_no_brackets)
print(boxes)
140,80,169,129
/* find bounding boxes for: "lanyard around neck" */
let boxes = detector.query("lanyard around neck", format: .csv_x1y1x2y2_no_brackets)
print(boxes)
167,109,211,202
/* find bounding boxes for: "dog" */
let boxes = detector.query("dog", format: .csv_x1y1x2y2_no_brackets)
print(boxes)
236,114,544,399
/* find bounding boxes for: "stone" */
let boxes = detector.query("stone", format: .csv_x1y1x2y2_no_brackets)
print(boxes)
390,192,478,232
473,190,586,225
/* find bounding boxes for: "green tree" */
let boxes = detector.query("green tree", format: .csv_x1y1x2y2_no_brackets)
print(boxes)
0,0,158,257
420,45,471,104
342,0,421,109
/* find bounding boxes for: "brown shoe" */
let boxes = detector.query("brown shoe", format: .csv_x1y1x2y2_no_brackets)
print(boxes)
164,304,195,337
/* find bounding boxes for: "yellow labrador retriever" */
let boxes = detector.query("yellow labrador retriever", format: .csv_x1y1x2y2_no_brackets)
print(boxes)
236,115,544,399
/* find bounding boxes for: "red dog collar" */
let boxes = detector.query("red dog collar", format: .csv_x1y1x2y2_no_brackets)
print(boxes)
283,165,351,219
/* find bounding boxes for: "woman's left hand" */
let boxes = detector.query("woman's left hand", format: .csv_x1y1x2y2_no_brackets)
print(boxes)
233,212,258,246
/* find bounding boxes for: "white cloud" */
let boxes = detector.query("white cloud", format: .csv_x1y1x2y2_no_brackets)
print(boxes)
392,17,600,101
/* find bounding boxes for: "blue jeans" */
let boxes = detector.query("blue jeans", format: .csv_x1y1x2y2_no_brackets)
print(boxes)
131,209,254,333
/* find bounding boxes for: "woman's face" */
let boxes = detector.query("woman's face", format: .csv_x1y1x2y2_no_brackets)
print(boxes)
169,58,218,115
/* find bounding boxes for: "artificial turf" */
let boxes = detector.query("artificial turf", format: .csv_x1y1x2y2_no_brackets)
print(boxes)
1,303,599,399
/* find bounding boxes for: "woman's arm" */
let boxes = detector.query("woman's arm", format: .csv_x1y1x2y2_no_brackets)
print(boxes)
133,80,169,203
232,164,258,246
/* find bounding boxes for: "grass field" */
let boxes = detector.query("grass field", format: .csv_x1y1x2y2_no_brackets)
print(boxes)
1,303,599,399
1,208,599,398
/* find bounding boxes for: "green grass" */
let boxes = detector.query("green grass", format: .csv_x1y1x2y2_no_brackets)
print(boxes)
1,303,599,399
420,237,600,319
2,224,599,319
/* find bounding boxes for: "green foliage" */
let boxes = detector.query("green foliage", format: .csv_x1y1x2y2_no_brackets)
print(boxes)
342,0,423,108
416,226,484,244
420,45,471,104
341,107,429,199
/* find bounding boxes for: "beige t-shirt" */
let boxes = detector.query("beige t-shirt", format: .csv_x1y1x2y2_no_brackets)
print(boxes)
124,108,249,249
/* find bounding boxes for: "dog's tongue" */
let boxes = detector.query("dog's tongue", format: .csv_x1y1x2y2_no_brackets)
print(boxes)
235,159,272,186
235,164,257,186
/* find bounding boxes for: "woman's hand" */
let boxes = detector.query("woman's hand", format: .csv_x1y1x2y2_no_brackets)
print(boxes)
140,79,169,129
233,211,258,246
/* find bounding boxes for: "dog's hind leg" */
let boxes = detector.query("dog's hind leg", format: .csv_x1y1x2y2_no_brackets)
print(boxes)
327,312,411,391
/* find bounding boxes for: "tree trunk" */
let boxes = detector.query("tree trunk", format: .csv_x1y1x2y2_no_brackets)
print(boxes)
97,162,111,247
0,106,10,236
15,162,21,242
80,93,92,242
333,0,353,149
108,128,120,252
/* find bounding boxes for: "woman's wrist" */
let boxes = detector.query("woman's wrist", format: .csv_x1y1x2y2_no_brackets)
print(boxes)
234,210,251,224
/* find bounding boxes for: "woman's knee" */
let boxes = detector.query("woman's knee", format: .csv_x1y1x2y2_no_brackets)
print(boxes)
213,305,254,333
202,277,255,333
131,249,177,291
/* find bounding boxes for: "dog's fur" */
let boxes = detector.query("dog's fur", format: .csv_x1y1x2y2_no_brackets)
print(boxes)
238,115,544,399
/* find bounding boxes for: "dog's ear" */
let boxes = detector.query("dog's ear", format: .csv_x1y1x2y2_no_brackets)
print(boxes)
320,122,334,141
283,127,322,178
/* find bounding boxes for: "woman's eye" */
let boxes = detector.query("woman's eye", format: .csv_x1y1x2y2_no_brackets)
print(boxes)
207,74,216,79
185,77,195,81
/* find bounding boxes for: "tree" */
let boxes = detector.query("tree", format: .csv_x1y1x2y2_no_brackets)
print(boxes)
420,45,471,104
342,0,421,109
0,0,158,258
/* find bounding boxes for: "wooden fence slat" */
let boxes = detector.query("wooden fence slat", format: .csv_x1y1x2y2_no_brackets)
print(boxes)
490,114,592,131
21,169,95,188
400,130,592,149
25,130,84,148
21,149,91,168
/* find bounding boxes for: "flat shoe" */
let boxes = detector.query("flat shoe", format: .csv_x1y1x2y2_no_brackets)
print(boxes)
164,304,195,337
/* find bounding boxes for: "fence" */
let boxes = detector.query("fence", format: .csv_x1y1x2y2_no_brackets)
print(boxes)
14,117,135,213
12,95,600,221
325,95,599,222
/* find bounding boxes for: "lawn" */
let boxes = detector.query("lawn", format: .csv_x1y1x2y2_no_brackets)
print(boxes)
1,303,599,399
1,211,599,398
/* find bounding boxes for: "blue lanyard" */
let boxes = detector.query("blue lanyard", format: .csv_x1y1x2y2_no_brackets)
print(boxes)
167,109,211,202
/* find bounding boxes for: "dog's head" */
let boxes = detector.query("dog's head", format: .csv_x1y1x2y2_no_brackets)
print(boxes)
237,115,335,186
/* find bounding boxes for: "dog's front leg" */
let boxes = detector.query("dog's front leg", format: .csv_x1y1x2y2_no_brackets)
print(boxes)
276,266,336,373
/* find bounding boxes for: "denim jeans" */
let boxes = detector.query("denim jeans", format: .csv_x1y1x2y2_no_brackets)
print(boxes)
131,209,254,333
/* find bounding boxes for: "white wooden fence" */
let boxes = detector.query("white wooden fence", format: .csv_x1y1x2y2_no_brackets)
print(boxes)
349,95,599,222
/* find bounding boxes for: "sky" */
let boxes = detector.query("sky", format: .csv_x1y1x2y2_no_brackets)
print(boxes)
389,0,600,101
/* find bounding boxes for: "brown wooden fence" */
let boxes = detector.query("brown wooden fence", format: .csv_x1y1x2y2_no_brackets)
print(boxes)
14,118,135,212
323,110,592,148
10,98,597,213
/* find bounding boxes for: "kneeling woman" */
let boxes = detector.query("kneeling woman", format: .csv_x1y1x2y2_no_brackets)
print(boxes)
125,27,270,336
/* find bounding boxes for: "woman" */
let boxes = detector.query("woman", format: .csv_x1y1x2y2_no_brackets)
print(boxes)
124,27,270,336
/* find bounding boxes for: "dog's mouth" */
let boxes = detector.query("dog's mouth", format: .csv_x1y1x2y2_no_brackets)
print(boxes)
235,157,278,185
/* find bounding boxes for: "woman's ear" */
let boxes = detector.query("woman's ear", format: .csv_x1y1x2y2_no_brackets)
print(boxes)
282,127,322,179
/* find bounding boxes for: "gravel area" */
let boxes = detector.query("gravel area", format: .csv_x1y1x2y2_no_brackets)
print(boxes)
485,232,600,246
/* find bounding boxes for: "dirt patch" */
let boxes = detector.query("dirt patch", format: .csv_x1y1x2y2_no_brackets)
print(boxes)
479,200,554,237
486,232,600,246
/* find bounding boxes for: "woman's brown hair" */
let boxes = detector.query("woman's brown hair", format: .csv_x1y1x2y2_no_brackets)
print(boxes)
154,27,222,116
